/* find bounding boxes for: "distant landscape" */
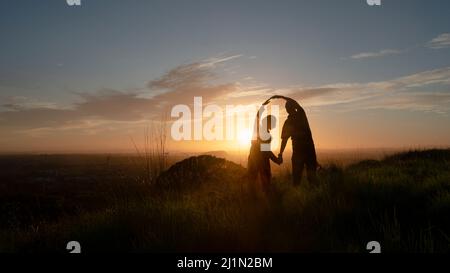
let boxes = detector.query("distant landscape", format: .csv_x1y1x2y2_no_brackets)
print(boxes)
1,149,449,253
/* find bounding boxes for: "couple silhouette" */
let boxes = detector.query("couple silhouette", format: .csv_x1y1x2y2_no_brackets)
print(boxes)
247,96,318,193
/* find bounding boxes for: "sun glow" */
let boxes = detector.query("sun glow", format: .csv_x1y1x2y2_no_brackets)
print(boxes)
237,128,253,147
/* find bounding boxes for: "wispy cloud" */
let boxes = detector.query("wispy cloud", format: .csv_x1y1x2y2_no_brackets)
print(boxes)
0,55,242,135
427,33,450,49
349,32,450,60
1,54,449,142
198,54,242,68
148,54,241,91
2,96,68,111
0,91,153,132
148,56,239,105
286,67,450,114
350,49,403,60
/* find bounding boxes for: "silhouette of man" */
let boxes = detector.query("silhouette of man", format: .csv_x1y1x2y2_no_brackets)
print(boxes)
278,97,318,186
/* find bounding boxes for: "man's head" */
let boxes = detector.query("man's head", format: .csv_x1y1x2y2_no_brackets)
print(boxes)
285,100,297,115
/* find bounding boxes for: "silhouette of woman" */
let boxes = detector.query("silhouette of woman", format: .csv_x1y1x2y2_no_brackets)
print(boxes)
247,106,282,193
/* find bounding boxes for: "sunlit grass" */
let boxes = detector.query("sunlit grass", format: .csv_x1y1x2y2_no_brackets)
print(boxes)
0,149,449,253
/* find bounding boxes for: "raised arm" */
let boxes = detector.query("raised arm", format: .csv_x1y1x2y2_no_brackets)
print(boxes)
265,95,302,109
262,95,289,105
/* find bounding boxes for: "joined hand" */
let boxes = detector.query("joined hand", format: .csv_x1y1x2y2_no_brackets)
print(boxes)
277,153,283,164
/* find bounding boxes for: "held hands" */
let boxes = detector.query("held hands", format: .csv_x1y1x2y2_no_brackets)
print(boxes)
277,153,283,165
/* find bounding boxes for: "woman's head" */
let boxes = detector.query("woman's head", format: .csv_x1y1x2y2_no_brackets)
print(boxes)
261,115,277,131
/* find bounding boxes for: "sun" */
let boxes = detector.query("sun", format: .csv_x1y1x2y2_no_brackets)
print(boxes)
237,128,253,147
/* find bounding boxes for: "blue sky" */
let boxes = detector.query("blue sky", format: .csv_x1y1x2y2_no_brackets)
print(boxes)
0,0,449,152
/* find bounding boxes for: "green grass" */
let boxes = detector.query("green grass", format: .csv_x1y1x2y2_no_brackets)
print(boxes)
1,149,449,253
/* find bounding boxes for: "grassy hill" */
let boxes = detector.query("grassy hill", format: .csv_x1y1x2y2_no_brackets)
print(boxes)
0,149,449,252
